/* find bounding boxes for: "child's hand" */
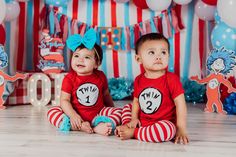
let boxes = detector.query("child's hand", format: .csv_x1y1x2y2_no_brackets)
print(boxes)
70,114,83,131
128,119,141,128
174,128,189,144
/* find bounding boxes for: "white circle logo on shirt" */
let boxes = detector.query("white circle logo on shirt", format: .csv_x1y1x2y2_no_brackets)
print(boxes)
76,83,99,106
138,87,162,114
209,79,219,89
0,75,4,86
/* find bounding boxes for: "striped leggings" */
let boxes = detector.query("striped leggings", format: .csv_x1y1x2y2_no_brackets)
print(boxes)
47,106,122,129
121,104,176,143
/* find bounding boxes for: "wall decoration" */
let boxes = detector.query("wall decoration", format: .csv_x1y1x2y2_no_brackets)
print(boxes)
38,29,65,74
191,47,236,114
27,73,52,106
43,6,183,51
0,45,26,109
100,27,121,50
6,73,65,105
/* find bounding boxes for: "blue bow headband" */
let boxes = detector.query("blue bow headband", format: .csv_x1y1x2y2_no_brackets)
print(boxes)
66,28,97,52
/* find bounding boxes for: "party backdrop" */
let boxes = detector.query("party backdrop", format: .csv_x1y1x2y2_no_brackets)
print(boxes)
1,0,234,81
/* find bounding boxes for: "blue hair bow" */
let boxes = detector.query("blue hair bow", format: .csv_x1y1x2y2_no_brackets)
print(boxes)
66,28,97,51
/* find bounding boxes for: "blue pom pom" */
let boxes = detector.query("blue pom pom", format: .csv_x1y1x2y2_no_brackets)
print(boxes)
59,115,71,132
108,77,133,100
182,79,206,103
92,116,116,132
223,93,236,115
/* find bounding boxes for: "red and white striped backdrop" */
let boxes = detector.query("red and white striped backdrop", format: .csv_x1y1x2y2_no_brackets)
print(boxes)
2,0,218,81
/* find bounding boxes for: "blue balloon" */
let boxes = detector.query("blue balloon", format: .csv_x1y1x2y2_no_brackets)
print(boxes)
214,10,221,24
45,0,71,7
211,21,236,53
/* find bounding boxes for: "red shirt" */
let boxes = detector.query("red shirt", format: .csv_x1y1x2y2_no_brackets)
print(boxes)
61,70,108,122
134,72,184,126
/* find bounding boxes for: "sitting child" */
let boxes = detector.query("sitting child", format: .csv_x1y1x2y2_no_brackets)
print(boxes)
116,33,189,144
47,28,121,136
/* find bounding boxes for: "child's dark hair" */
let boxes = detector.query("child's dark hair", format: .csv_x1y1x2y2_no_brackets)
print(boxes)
135,33,170,54
75,43,103,64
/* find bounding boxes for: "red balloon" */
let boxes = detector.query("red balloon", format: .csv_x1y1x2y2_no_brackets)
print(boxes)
201,0,217,6
133,0,148,9
0,25,6,45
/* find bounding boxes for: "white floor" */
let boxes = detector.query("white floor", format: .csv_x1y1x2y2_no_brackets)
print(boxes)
1,103,236,157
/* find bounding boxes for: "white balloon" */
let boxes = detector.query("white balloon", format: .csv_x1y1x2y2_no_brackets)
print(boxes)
146,0,172,11
5,1,20,21
0,0,6,24
195,0,216,21
218,0,236,28
173,0,192,5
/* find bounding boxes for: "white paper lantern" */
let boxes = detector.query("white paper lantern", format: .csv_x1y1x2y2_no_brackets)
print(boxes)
146,0,172,11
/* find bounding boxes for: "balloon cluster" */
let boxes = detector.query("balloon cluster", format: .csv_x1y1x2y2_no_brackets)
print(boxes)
108,77,133,100
132,0,192,11
210,0,236,58
182,79,206,103
223,93,236,115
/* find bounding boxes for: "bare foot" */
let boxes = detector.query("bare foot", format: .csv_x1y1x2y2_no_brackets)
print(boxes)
119,126,135,140
115,125,129,137
81,121,93,134
0,106,6,110
93,123,112,136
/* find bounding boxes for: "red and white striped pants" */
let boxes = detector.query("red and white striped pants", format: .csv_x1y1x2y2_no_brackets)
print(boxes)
47,106,122,129
121,104,176,143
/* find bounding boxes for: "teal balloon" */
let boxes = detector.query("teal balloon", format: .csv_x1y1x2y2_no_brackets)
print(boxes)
211,21,236,52
214,10,221,24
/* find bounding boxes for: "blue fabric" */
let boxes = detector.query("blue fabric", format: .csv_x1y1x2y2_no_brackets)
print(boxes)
59,114,71,132
0,45,8,69
92,116,116,131
26,0,33,71
183,1,194,79
49,9,54,35
66,28,97,51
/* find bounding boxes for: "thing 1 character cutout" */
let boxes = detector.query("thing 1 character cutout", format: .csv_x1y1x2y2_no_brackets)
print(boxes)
0,45,27,110
191,47,236,114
